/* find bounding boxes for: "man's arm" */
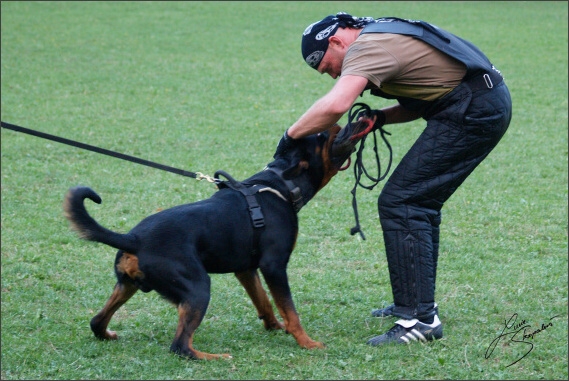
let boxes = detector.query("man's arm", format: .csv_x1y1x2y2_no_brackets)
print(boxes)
287,75,368,139
287,75,422,139
382,104,422,124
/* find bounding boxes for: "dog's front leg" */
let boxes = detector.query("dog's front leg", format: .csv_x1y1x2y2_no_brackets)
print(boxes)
234,270,284,330
260,268,325,349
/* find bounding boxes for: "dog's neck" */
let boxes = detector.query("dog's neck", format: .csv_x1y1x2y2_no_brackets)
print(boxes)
262,167,304,212
240,164,319,213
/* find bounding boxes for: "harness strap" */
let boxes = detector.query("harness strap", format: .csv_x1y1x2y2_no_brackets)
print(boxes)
214,170,265,228
244,192,265,228
258,187,287,202
213,170,273,267
264,167,304,212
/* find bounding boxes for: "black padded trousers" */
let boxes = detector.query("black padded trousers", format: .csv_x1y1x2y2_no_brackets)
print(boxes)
378,79,512,321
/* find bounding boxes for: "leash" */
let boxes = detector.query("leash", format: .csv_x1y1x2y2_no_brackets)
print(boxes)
345,103,393,240
2,118,391,239
1,121,217,182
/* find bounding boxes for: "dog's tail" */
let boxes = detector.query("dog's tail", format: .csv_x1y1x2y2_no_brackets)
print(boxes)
63,186,139,253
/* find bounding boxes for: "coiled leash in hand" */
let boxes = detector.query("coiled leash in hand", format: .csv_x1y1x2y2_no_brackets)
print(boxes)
345,103,393,240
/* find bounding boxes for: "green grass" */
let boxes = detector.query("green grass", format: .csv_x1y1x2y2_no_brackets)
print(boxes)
1,1,567,379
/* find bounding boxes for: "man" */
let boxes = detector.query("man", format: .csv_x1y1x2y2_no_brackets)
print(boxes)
275,12,512,346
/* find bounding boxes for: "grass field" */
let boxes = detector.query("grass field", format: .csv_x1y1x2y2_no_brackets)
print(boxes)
1,1,567,380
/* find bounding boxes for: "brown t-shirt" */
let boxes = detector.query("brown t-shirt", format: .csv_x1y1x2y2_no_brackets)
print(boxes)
342,33,467,101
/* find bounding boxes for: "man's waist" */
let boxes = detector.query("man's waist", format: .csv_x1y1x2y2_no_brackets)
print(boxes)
462,68,504,92
421,69,505,119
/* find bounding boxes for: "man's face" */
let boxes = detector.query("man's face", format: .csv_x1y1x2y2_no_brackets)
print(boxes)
316,38,346,79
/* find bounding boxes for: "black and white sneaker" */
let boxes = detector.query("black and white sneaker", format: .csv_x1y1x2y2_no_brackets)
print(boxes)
371,303,438,318
367,315,443,346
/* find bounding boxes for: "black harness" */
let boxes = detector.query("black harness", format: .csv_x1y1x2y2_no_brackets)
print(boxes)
264,167,304,212
213,166,306,230
213,170,268,265
214,170,266,228
213,168,304,265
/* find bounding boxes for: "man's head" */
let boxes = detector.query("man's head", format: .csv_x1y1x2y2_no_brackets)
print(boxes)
301,12,375,71
301,15,340,70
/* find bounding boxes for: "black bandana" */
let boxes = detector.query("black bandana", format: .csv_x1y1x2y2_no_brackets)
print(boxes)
301,12,376,70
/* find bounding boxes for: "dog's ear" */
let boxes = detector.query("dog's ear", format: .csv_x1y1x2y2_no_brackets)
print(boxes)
282,159,309,179
326,124,342,141
319,124,343,170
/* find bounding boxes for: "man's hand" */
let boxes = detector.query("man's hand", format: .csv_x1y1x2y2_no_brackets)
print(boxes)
274,129,298,158
370,109,386,132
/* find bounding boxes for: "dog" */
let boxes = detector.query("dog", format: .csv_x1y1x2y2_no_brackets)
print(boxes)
63,124,363,360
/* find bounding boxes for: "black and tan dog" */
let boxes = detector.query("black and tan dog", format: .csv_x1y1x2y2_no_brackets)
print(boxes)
63,124,368,360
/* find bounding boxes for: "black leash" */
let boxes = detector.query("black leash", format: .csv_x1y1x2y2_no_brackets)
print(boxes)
345,103,393,240
0,121,214,181
2,118,392,240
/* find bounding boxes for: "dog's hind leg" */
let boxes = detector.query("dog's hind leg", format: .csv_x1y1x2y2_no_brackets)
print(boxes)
235,270,285,330
91,281,138,340
171,302,231,360
169,278,231,360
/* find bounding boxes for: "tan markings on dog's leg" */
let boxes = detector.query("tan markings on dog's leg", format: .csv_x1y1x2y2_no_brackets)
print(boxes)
90,282,138,340
271,294,325,349
172,302,232,360
235,271,284,330
116,252,145,280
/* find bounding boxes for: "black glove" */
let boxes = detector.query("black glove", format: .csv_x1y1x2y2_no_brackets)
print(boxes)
273,129,298,158
369,109,386,131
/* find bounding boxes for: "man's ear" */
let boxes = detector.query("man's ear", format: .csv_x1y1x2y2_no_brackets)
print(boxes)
328,35,344,49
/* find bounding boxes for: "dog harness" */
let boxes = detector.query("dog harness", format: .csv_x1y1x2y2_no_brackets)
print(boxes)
214,170,266,228
264,167,304,212
214,167,305,230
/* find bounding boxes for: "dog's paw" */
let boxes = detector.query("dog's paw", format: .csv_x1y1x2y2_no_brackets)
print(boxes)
301,339,326,349
104,330,119,340
195,352,233,361
265,320,285,331
259,315,285,331
93,329,118,340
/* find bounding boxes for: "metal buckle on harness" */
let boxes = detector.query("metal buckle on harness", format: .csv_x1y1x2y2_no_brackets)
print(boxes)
290,187,303,212
244,193,265,228
483,73,493,89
